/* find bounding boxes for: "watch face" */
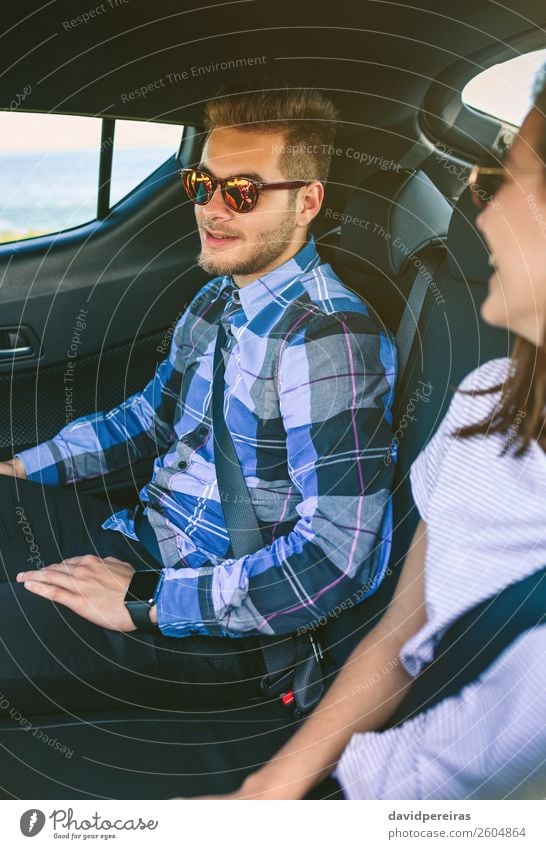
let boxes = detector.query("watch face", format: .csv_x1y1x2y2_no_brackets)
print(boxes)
126,570,160,604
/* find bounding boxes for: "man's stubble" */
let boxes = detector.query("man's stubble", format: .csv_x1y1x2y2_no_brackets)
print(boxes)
197,196,299,278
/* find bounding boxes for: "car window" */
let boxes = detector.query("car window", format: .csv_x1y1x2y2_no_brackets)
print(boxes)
462,47,546,127
110,120,182,207
0,112,102,244
0,113,183,245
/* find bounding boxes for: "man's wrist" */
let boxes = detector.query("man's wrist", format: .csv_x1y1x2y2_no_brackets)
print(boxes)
11,457,26,479
149,604,158,625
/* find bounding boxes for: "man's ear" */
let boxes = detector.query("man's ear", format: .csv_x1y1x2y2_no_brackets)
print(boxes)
296,181,324,229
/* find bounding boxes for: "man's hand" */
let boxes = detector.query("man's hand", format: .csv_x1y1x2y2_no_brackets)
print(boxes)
0,457,26,478
16,554,137,631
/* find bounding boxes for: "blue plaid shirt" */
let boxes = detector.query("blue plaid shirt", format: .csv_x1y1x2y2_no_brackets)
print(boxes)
17,239,397,638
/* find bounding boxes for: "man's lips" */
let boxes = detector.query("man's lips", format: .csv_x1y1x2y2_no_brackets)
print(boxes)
202,228,241,247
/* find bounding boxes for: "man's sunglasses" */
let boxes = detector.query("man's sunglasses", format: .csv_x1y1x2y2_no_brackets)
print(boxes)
179,167,311,213
468,160,541,209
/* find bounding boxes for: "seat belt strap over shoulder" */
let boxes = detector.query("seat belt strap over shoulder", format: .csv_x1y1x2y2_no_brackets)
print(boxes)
385,565,546,729
211,321,265,555
212,319,325,719
395,254,444,386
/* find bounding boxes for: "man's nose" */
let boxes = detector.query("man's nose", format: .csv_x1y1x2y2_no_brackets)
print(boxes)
202,184,231,219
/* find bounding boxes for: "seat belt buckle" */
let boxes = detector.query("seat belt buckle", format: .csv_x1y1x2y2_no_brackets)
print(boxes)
280,689,302,721
259,667,294,698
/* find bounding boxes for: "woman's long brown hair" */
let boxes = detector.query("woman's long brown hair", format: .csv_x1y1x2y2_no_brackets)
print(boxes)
457,65,546,456
458,339,546,455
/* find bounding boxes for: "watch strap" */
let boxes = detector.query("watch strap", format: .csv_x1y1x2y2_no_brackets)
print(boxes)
126,600,158,632
124,570,160,633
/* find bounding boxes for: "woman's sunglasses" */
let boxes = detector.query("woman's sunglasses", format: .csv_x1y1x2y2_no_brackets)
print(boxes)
179,167,311,213
468,160,541,209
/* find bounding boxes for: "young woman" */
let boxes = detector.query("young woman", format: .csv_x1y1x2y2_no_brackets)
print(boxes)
192,67,546,800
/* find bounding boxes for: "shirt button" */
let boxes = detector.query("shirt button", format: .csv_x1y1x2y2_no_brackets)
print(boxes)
178,460,188,470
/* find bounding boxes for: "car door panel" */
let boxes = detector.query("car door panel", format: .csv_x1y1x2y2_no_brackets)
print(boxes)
0,153,207,502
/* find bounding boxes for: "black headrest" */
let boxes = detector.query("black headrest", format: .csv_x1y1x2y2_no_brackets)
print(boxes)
447,186,491,284
339,169,452,276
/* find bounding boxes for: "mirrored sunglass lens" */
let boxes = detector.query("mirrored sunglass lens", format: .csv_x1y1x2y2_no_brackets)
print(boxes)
224,178,258,212
184,170,213,204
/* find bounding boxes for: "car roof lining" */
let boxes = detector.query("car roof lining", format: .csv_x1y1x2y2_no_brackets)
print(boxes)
1,0,545,139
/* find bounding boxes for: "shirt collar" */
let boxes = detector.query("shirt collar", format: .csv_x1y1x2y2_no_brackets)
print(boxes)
221,237,321,321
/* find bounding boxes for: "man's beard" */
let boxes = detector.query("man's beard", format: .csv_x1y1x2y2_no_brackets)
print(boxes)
197,205,299,278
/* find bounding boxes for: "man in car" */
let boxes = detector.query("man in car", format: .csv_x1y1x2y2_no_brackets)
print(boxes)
0,87,397,714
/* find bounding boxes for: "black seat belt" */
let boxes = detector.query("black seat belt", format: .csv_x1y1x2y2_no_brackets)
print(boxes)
212,320,325,719
385,565,546,729
395,255,443,388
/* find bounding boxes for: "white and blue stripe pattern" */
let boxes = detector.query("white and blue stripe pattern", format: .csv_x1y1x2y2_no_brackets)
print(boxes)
334,358,546,799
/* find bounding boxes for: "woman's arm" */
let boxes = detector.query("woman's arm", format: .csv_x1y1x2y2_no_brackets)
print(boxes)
211,519,428,800
333,624,546,800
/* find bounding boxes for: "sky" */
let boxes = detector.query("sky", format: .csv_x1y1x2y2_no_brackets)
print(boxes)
463,47,546,126
0,113,181,150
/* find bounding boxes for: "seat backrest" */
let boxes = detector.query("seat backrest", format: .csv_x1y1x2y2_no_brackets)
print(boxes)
323,174,511,669
321,169,450,666
389,186,512,573
335,167,452,333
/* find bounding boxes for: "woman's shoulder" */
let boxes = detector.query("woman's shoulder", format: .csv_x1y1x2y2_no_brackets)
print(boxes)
409,358,512,522
457,356,512,393
446,357,512,428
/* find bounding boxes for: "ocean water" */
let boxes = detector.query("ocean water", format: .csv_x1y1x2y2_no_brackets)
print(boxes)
0,146,174,241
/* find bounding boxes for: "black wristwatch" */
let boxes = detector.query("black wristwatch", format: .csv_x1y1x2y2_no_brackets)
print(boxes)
124,570,160,632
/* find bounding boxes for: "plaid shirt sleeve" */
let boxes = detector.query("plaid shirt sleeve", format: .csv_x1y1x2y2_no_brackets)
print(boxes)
155,309,397,637
15,322,187,487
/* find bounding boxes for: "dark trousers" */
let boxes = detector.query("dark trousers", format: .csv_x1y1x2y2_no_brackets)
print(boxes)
0,475,264,717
